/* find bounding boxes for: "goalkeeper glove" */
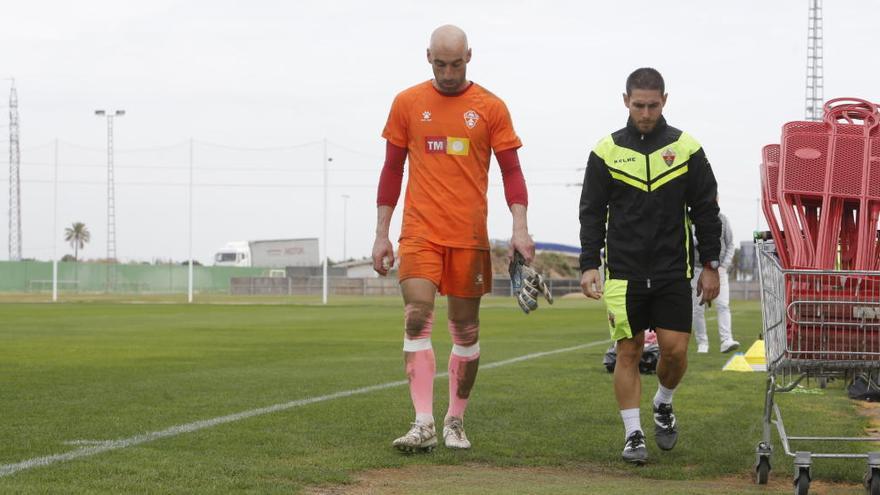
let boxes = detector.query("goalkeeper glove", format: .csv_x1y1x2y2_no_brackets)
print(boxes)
508,251,553,314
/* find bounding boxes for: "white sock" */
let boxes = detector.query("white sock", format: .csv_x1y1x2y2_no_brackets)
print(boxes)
415,413,434,426
654,384,676,407
620,408,641,439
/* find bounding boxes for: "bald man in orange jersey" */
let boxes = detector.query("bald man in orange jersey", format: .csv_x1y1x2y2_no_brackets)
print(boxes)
373,24,534,452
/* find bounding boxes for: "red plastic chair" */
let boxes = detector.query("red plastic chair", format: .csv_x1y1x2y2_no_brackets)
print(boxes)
821,98,880,270
776,98,880,270
760,144,791,268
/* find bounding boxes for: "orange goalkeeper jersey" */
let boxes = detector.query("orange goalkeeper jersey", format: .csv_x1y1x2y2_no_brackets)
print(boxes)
382,80,522,249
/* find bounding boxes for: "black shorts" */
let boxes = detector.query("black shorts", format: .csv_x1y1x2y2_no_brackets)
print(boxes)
604,278,692,341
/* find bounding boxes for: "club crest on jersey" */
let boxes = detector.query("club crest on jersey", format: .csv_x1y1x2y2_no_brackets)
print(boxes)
421,111,432,122
661,148,676,166
475,274,483,286
463,110,479,129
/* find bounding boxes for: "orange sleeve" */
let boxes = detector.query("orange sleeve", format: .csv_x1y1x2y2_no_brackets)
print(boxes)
381,94,409,149
488,98,522,153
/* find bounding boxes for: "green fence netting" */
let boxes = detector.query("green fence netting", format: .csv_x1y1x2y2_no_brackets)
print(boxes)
0,261,264,294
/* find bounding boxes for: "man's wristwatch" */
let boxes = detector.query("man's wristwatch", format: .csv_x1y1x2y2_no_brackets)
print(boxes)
703,260,720,270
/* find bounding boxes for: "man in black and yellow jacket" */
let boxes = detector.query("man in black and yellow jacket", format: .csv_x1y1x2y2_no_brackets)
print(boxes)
579,68,721,465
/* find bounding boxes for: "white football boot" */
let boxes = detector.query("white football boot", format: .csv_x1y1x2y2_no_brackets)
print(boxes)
392,422,437,453
443,416,471,449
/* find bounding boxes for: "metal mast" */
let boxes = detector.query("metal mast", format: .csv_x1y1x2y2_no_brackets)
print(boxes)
95,109,124,263
8,79,21,261
805,0,824,121
105,115,116,263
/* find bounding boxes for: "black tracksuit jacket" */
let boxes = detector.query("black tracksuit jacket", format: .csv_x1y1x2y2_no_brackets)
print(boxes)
579,116,721,283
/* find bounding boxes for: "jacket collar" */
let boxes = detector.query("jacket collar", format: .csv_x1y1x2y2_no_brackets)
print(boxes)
626,115,668,140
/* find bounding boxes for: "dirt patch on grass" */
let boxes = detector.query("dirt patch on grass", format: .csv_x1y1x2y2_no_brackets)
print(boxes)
303,463,861,495
857,400,880,436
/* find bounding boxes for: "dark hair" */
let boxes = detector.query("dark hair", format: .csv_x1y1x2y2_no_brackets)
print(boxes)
626,68,665,95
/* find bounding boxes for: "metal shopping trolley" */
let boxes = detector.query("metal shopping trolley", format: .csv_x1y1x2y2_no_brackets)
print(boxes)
755,239,880,494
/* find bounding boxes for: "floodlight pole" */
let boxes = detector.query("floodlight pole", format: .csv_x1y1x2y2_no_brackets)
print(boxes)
52,138,59,302
95,108,124,289
805,0,823,121
187,138,194,303
322,138,329,305
8,78,22,262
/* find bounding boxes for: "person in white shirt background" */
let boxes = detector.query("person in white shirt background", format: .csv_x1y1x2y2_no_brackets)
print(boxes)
691,198,739,354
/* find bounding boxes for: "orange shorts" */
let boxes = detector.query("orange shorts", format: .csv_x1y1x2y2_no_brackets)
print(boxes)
398,238,492,298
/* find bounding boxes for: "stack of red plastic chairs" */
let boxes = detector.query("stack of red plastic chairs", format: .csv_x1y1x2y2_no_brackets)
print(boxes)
760,98,880,361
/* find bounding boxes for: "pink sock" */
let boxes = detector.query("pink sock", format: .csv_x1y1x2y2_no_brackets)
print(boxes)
447,346,480,419
405,348,436,419
403,307,435,421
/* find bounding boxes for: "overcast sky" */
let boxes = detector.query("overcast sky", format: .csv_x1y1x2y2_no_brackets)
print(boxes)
1,1,878,265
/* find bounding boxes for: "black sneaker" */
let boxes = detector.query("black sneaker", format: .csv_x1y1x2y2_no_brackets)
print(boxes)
653,403,678,451
622,430,648,464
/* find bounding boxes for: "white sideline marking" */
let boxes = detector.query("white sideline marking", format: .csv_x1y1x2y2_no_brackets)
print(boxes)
0,339,609,478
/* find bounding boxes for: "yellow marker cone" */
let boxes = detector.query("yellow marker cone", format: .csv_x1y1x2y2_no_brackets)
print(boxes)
745,340,766,367
723,353,754,372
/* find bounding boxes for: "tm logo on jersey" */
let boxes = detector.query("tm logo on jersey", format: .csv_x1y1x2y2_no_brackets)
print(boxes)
425,136,470,156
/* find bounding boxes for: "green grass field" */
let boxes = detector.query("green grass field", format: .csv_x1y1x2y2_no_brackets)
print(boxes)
0,297,874,493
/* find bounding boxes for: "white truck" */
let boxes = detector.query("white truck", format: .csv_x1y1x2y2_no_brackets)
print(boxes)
213,238,320,268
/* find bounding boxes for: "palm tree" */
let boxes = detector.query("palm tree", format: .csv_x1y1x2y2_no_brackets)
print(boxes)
64,222,91,262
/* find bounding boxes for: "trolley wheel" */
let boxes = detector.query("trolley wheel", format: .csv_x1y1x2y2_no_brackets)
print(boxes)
755,456,771,484
795,468,810,495
868,469,880,495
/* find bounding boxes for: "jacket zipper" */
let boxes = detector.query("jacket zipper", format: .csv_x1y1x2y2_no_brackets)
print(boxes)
642,133,652,287
642,134,651,191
